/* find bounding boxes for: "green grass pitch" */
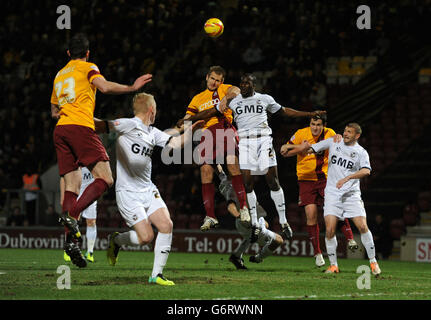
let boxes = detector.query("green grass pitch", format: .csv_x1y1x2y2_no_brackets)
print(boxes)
0,249,430,300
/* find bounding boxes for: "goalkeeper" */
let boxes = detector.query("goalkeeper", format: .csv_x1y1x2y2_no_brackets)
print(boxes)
216,165,286,269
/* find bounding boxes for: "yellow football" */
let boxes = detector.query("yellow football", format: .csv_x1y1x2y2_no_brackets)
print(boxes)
204,18,224,38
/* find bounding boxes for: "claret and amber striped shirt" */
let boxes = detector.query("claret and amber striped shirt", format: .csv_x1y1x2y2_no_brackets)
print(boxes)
288,127,336,181
51,60,105,130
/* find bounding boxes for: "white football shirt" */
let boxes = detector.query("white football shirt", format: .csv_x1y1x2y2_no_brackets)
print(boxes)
311,138,371,195
218,92,282,138
110,117,171,192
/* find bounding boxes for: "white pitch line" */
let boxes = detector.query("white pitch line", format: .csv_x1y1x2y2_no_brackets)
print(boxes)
213,291,428,300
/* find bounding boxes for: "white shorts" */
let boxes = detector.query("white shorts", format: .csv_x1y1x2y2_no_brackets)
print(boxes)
323,191,366,219
238,135,277,174
81,201,97,220
116,186,167,227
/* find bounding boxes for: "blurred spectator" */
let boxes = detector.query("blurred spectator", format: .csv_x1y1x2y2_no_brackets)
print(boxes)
22,168,42,225
242,40,264,70
369,214,393,259
42,204,59,227
7,206,25,226
309,81,327,106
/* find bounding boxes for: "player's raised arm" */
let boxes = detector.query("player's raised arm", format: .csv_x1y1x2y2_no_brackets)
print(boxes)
281,107,326,118
280,141,307,157
218,85,240,113
167,120,205,149
176,108,219,128
92,74,152,95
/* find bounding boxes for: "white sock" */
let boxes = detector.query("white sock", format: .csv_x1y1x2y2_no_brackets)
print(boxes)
258,217,276,241
86,225,97,253
151,232,172,278
325,236,338,266
234,239,250,258
256,239,274,261
270,188,287,225
360,230,376,263
114,230,141,246
247,191,258,226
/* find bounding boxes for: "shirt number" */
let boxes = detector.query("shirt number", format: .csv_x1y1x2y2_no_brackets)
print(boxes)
55,77,76,105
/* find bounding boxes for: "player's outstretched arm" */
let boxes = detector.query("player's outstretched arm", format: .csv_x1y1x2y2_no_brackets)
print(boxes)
92,74,152,95
176,108,219,127
282,107,326,118
280,142,305,157
167,120,205,149
218,86,240,113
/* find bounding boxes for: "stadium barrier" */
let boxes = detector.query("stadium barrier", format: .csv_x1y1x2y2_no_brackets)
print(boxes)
0,227,347,258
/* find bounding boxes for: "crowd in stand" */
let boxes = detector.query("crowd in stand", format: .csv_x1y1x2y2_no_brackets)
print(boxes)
1,1,430,256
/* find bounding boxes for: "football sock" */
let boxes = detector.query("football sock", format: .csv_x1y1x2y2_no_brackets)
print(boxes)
202,183,216,219
325,236,338,266
246,191,258,226
231,174,248,209
256,240,274,261
234,238,250,258
86,224,97,253
152,232,172,278
63,191,78,213
360,230,376,262
306,224,322,254
62,191,78,237
270,188,287,225
341,219,354,240
258,217,276,241
70,178,108,220
114,230,141,246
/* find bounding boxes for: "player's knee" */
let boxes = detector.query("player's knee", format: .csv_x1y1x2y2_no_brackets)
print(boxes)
138,232,154,245
200,166,213,182
86,219,96,227
159,219,173,233
267,178,280,191
358,224,368,234
244,183,253,193
227,163,240,176
325,228,336,239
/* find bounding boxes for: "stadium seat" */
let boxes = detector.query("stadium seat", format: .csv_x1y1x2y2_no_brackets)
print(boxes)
389,219,405,240
403,204,419,226
352,56,365,69
175,214,189,229
188,214,204,229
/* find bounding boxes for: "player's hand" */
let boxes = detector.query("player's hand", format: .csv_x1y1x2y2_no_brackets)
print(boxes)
51,111,60,120
132,74,153,91
176,118,186,128
218,97,228,113
312,110,326,117
191,120,205,132
299,140,311,153
333,134,343,143
280,144,290,157
336,177,350,189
